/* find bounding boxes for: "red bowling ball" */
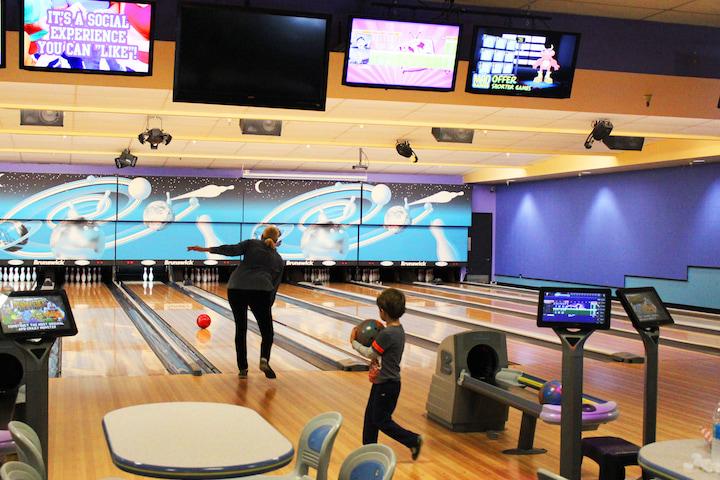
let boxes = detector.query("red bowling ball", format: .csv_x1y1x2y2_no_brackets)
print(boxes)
196,314,212,329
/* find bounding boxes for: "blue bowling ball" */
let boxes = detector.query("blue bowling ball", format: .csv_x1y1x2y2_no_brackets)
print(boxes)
538,380,563,405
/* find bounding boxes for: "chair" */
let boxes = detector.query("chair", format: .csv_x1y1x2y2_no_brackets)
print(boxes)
337,444,396,480
7,423,44,480
581,436,640,480
536,468,569,480
0,461,43,480
247,411,343,480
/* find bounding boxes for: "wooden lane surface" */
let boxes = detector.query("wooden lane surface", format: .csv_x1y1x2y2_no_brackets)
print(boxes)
126,283,317,374
280,283,566,368
198,283,436,370
49,351,720,480
60,283,167,377
329,282,716,362
395,283,720,350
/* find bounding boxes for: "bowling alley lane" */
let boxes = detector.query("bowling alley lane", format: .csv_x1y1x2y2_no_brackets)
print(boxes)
198,283,436,369
278,283,552,367
393,283,720,351
324,283,719,363
61,283,167,377
126,283,318,374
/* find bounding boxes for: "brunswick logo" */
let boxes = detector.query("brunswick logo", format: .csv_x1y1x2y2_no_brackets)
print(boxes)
164,260,194,266
400,261,427,267
33,260,66,266
286,261,314,266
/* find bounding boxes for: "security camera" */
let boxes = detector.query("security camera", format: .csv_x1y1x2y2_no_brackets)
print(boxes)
138,128,172,150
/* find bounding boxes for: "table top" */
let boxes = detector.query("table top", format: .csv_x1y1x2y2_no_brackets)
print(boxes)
639,439,718,480
103,402,294,479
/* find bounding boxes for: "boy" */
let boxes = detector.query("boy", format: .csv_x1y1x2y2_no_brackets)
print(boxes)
350,288,423,460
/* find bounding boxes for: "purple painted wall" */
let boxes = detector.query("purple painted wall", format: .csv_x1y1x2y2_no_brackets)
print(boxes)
495,163,720,287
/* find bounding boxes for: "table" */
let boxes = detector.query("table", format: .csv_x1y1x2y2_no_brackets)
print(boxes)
639,439,719,480
103,402,294,479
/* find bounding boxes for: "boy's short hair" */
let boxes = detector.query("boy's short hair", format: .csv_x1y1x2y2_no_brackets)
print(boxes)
376,288,406,320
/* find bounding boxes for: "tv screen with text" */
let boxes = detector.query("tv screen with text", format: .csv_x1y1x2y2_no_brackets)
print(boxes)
22,0,153,74
467,26,579,98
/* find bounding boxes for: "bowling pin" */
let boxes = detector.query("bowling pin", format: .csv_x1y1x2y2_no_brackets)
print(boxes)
148,267,154,283
429,219,458,262
362,269,369,283
75,268,81,283
196,218,224,260
13,267,19,283
32,267,37,283
19,268,25,282
143,267,148,283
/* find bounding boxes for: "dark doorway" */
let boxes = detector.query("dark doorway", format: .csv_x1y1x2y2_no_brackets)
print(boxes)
468,213,492,277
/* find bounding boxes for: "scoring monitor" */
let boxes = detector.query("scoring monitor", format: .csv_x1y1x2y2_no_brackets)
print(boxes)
537,288,612,330
0,290,77,340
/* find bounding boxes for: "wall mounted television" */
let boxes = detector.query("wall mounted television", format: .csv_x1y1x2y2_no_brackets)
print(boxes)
343,17,461,91
173,3,330,111
466,26,580,98
22,0,154,75
0,0,5,68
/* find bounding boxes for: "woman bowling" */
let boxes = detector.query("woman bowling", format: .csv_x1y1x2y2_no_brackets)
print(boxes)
187,226,284,379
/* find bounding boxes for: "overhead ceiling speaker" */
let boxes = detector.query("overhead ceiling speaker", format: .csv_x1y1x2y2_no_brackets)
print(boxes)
431,127,475,144
240,119,283,136
20,110,64,127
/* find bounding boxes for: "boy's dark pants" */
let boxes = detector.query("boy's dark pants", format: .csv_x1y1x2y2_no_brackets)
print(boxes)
363,381,419,447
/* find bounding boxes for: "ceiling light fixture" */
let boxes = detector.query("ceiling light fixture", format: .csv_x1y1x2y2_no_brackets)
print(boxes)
114,149,137,169
396,140,418,163
138,116,172,150
585,119,645,151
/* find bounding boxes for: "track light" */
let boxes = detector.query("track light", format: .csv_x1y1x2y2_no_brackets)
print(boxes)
115,149,138,169
584,119,644,151
138,116,172,150
584,120,613,149
396,140,418,163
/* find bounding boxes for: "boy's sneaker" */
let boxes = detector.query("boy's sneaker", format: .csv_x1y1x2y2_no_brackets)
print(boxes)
411,435,423,461
238,369,248,379
259,358,277,379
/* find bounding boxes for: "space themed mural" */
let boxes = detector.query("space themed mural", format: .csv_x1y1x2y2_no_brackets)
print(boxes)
0,172,471,265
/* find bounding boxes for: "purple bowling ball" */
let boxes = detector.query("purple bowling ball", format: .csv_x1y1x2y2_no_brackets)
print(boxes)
539,380,563,405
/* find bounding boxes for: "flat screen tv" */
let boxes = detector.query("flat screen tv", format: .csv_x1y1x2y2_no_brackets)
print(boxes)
0,290,77,340
537,288,611,330
0,0,5,68
174,4,330,111
616,287,674,329
343,17,461,91
466,26,580,98
21,0,154,75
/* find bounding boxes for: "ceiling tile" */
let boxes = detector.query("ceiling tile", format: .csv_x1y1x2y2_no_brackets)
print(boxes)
531,0,661,19
21,152,71,164
182,141,243,155
643,10,720,27
287,145,357,160
675,0,720,14
281,122,353,141
333,124,416,143
235,143,300,157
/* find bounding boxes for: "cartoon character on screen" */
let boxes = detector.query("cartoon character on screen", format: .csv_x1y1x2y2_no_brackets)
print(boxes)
349,34,371,65
531,44,560,84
